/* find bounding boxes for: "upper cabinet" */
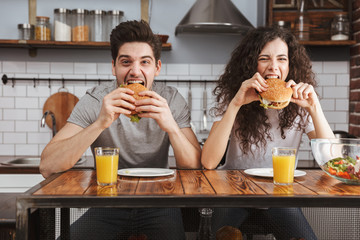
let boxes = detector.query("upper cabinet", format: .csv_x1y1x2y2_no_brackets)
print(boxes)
267,0,355,46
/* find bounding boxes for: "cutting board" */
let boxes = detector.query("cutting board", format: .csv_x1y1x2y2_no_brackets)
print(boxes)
43,91,79,132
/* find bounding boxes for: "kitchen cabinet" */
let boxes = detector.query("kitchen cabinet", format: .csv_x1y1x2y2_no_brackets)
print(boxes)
267,0,355,45
0,174,44,193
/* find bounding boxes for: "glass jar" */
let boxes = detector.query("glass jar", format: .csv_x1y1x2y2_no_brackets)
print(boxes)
35,16,51,41
106,10,124,40
18,23,34,40
89,10,106,42
294,0,310,41
54,8,71,41
331,14,350,41
71,9,89,42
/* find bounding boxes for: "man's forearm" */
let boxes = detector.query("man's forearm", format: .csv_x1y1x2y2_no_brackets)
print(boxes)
40,122,104,178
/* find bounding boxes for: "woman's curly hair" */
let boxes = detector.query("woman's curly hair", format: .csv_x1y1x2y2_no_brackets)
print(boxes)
211,26,316,155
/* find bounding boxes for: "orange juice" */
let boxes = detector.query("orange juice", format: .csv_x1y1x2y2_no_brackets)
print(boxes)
96,154,119,186
272,155,296,185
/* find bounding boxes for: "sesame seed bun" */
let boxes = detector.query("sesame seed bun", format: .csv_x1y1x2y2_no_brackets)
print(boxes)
259,78,293,109
122,83,149,122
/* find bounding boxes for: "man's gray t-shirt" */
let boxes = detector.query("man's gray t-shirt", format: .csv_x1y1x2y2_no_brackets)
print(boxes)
68,80,190,169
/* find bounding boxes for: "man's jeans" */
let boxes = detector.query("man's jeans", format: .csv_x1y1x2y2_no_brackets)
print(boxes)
70,208,185,240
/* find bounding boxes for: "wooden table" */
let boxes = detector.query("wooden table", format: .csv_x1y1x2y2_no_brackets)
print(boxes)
16,169,360,239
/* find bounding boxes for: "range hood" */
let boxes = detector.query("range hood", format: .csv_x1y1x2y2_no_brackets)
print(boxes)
175,0,254,35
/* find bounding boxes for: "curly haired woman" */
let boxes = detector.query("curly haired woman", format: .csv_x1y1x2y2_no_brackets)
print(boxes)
201,26,334,240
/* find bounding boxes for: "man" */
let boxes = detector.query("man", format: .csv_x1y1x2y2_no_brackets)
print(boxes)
40,20,201,240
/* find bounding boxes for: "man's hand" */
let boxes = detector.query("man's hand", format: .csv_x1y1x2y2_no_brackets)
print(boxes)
135,91,177,133
96,87,136,129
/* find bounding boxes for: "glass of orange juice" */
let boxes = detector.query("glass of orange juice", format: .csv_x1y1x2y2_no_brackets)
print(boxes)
272,147,297,185
95,147,119,186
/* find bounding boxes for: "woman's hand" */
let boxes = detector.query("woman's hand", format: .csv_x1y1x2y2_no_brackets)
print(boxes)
232,72,268,107
287,80,319,110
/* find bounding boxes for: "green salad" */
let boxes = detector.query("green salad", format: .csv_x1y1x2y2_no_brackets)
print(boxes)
324,156,360,180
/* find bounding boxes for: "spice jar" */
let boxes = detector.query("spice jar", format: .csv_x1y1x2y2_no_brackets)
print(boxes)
106,10,124,40
54,8,71,41
35,16,51,41
89,10,106,42
71,8,89,42
18,23,34,40
331,13,350,41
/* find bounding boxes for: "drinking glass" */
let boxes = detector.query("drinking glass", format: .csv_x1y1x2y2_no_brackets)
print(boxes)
272,147,296,185
95,147,119,186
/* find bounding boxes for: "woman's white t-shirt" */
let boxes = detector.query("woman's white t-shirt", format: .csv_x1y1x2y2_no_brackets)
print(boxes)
216,109,314,170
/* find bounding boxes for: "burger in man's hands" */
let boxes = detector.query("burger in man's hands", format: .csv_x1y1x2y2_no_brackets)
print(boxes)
259,78,293,109
122,83,149,122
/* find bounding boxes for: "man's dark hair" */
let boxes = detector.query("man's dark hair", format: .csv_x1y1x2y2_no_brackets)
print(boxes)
110,20,162,65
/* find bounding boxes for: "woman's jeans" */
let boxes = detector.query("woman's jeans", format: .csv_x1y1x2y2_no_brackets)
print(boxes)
212,207,317,240
69,208,185,240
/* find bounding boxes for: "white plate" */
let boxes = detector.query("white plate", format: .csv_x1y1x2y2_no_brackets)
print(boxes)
118,168,175,177
244,168,306,178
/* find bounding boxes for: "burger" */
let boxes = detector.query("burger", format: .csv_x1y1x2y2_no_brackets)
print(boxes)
122,83,149,122
258,78,293,109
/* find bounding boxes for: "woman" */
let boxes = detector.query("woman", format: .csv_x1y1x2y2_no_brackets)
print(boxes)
201,26,334,240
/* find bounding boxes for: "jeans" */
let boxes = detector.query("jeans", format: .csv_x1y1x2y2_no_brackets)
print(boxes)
212,207,317,240
69,208,185,240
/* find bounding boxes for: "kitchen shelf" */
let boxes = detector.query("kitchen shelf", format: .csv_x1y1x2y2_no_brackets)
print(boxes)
267,0,354,46
0,39,172,51
299,40,355,46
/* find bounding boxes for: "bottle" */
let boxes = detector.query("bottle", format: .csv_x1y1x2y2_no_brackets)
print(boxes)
54,8,71,41
18,23,34,40
106,10,124,40
197,208,214,240
35,16,51,41
331,13,350,41
294,0,310,41
71,9,89,42
89,10,106,42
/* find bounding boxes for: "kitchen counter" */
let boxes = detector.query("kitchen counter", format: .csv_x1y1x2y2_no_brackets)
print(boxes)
0,156,94,174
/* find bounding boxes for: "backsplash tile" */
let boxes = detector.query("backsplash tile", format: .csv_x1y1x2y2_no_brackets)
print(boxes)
189,64,212,75
323,61,349,73
74,63,97,74
0,144,14,155
0,97,15,108
15,97,38,109
166,64,189,75
26,62,50,74
0,61,350,165
3,85,26,97
50,62,74,74
3,61,26,73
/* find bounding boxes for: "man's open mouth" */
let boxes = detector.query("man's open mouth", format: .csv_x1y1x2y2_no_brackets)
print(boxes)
126,80,144,85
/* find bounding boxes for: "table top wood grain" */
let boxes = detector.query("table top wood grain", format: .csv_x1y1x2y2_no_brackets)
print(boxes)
20,169,360,208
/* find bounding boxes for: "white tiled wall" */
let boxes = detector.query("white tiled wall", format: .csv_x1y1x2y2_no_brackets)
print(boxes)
0,61,350,165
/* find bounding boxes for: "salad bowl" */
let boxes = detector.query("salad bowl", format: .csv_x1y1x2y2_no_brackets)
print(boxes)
311,138,360,185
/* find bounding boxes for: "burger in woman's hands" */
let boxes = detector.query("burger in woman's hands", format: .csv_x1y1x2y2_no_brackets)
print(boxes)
259,78,293,109
122,83,149,122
